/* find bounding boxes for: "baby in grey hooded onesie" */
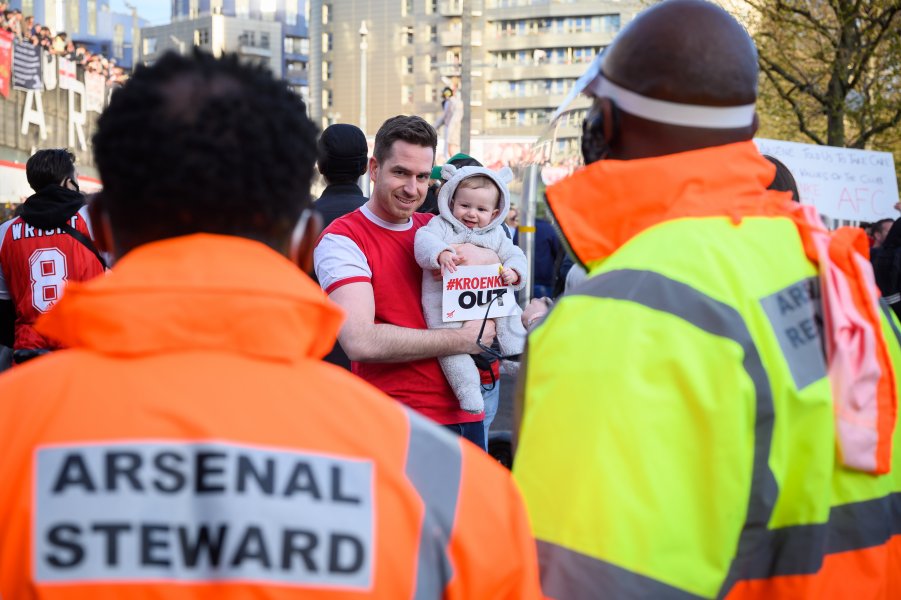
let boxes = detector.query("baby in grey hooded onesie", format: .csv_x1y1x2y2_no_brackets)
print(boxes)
414,164,528,413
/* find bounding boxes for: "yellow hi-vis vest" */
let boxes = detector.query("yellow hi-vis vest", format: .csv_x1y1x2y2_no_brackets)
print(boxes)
514,145,901,599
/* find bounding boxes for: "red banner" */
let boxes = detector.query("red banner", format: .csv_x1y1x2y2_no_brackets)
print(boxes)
0,30,12,98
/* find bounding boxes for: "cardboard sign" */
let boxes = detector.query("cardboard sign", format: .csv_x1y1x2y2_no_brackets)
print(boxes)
754,138,899,221
442,264,520,323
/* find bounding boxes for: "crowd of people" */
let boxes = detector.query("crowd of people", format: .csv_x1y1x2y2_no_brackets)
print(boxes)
0,0,899,597
1,2,129,85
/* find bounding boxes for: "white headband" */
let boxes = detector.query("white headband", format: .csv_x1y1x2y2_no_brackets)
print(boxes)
588,76,756,129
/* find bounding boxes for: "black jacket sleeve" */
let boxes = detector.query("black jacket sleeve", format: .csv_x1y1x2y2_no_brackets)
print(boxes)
0,299,15,348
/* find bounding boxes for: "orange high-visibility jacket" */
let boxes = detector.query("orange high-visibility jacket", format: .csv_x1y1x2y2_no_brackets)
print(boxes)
0,234,543,600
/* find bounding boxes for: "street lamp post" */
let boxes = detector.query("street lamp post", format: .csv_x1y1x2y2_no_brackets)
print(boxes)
125,2,141,67
359,21,368,135
460,0,471,154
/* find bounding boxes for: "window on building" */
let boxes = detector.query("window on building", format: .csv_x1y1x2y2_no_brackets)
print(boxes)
143,36,157,55
404,55,414,74
189,0,199,18
404,27,414,45
210,0,223,14
87,0,97,35
429,24,437,42
286,1,298,25
113,24,124,57
260,32,270,48
597,14,621,33
322,4,330,24
194,28,210,46
236,0,250,18
285,36,304,54
573,47,596,63
403,0,413,16
301,38,310,54
22,0,33,20
67,0,79,32
240,30,256,46
322,61,332,81
323,89,333,108
401,85,414,105
427,0,438,13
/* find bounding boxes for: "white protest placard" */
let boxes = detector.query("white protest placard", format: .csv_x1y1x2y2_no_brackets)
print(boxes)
442,264,520,323
754,138,899,222
58,57,77,90
84,71,105,113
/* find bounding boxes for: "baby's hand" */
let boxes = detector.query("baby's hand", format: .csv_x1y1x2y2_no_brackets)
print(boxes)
501,267,518,285
438,250,459,275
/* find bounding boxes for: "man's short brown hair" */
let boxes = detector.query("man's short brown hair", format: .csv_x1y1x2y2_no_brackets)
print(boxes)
373,115,437,164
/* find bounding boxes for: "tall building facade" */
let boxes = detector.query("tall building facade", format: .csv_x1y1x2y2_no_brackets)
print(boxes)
9,0,148,68
143,0,307,96
316,0,642,145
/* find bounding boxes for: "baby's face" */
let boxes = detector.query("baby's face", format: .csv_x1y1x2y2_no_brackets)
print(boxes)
451,186,500,229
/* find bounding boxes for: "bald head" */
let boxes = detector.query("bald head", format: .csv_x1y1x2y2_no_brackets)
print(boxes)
604,0,758,106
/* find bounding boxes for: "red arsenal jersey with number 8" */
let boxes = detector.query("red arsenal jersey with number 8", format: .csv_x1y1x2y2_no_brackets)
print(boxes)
0,206,105,351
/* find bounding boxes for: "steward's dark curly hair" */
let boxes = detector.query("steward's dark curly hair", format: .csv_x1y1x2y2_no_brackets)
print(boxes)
93,50,319,254
373,115,437,164
26,149,76,192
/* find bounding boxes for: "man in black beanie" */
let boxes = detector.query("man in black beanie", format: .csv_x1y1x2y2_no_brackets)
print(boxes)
314,123,369,229
313,124,369,369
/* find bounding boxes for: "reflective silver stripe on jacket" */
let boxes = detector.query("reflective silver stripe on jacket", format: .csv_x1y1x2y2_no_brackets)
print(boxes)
565,268,777,599
405,409,462,600
546,269,899,598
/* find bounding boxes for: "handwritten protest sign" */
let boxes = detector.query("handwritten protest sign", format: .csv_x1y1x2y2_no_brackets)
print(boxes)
442,264,520,323
754,138,899,221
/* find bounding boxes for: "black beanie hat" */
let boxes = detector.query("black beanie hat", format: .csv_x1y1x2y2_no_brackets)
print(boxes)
317,124,368,182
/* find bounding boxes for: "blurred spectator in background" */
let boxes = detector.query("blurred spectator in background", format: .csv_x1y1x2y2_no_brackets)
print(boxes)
513,215,563,299
434,87,463,161
870,218,894,252
763,155,800,202
313,123,370,371
314,123,369,229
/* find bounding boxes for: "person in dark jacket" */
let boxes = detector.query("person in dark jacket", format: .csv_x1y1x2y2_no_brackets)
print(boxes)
313,124,369,369
314,124,369,229
872,218,901,318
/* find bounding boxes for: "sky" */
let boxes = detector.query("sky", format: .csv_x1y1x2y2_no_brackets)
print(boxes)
110,1,171,26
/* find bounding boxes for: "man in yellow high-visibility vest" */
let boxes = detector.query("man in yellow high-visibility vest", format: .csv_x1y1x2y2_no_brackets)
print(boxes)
514,1,901,598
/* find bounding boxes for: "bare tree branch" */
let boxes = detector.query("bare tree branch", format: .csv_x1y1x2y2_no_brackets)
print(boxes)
849,6,901,89
762,67,827,145
853,106,901,147
772,0,838,40
759,55,828,106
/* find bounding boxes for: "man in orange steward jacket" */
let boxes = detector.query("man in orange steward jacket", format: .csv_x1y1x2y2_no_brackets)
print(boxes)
0,50,543,599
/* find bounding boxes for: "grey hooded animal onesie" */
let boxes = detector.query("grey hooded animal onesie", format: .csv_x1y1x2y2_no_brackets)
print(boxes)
414,164,528,413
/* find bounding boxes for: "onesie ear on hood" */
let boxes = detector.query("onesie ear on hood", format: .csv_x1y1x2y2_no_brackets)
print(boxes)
497,167,514,184
441,164,459,181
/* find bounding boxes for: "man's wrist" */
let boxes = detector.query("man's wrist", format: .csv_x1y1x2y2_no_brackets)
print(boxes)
525,314,545,330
